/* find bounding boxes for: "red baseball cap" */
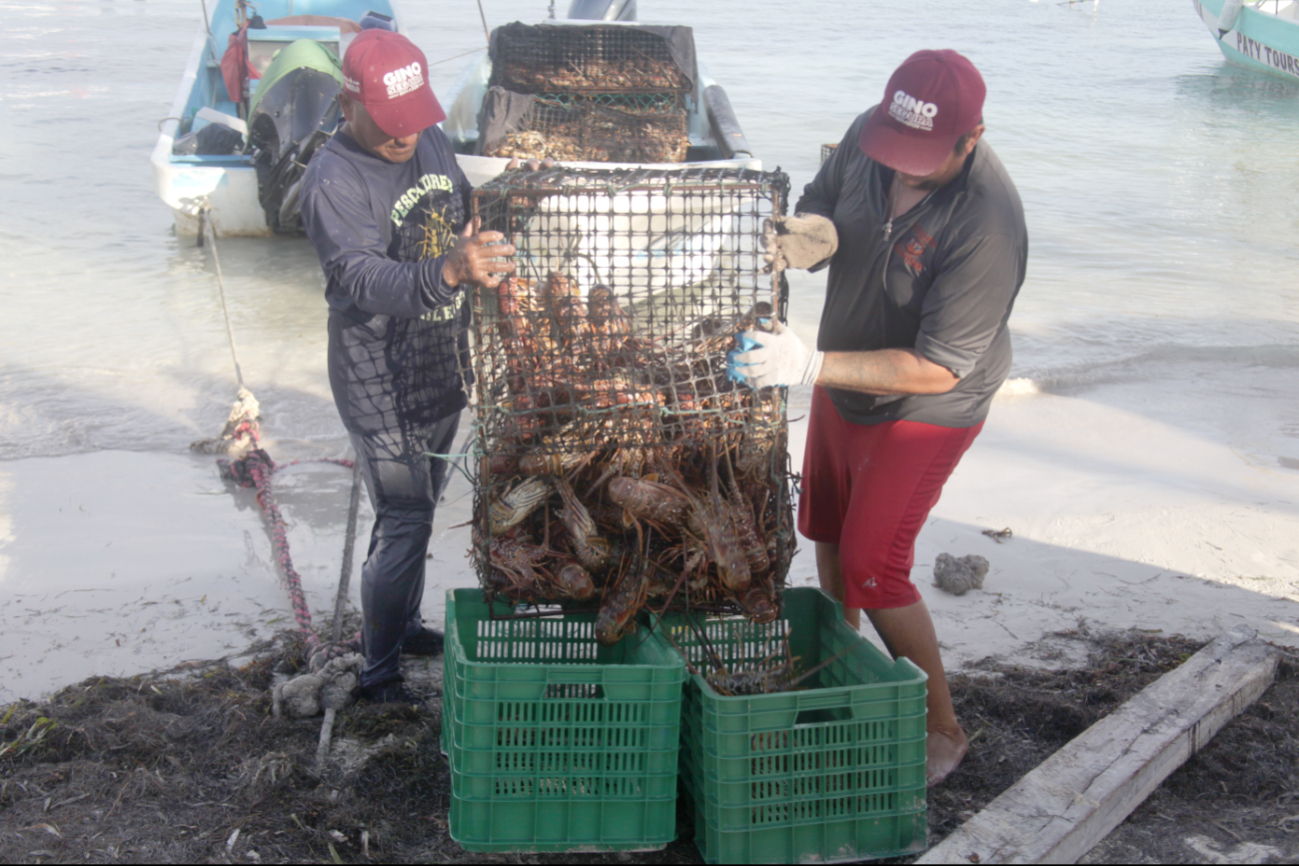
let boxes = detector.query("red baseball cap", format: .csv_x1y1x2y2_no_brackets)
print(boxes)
342,29,446,138
859,50,986,176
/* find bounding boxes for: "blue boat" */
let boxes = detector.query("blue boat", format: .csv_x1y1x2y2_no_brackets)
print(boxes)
151,0,402,238
1193,0,1299,80
152,0,758,238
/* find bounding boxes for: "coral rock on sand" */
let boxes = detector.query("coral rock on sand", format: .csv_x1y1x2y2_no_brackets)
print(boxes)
933,553,990,596
273,653,363,719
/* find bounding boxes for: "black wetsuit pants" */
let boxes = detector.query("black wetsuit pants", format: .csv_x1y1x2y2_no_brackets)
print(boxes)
350,411,460,689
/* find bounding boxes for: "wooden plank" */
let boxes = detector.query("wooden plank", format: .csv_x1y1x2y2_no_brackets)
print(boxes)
917,625,1279,865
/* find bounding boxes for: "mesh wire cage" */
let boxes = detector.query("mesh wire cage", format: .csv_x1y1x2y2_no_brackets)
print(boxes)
479,20,697,165
489,22,696,96
467,166,795,637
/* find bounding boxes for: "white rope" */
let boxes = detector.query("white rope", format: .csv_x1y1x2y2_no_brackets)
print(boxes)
475,0,492,47
200,201,247,389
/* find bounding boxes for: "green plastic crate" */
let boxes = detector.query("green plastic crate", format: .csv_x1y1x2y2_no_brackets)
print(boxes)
664,587,929,864
442,589,685,853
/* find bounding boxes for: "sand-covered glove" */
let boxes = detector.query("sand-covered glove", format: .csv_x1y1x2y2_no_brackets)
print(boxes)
762,213,838,272
731,321,824,388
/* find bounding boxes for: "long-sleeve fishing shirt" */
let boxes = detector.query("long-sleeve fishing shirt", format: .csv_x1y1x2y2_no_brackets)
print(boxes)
301,126,473,436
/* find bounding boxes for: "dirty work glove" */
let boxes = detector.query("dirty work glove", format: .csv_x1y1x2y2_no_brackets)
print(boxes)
762,213,838,272
730,321,824,388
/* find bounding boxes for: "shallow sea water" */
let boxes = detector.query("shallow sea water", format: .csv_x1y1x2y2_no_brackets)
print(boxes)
1,0,1297,700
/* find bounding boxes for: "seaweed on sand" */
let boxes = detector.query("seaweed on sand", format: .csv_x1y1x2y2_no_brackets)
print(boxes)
1,627,1294,864
0,633,452,864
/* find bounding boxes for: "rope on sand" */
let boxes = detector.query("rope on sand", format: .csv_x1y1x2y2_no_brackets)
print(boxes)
332,461,364,645
189,197,360,661
218,448,356,664
189,200,365,768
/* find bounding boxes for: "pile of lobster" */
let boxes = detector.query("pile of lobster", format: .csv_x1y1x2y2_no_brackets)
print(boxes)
497,55,691,94
483,108,691,164
472,271,792,645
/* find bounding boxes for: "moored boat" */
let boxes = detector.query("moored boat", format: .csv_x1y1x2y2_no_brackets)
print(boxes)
151,0,401,238
1193,0,1299,80
152,0,759,238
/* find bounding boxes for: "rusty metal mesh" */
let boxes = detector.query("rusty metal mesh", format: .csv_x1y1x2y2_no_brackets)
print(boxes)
490,25,693,95
467,167,794,628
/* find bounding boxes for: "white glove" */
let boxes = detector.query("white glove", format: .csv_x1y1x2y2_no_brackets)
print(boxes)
731,321,824,388
762,213,839,272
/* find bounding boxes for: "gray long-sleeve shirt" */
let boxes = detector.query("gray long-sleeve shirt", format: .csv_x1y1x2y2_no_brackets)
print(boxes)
799,109,1028,428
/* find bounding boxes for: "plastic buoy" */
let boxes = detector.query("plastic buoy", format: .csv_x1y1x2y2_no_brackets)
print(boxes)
1217,0,1244,38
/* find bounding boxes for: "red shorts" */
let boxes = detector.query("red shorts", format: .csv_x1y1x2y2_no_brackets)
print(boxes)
798,387,983,610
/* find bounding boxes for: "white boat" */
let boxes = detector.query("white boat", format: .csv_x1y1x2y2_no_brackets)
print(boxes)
152,0,760,238
1193,0,1299,80
151,0,401,238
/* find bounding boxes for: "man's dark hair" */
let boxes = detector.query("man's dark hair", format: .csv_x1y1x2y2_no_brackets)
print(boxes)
954,117,985,154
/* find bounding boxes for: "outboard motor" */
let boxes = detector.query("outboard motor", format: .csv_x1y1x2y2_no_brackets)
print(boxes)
566,0,637,21
246,39,343,232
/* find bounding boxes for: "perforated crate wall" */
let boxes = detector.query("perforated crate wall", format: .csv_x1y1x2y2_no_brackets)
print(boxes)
663,588,929,864
443,589,685,853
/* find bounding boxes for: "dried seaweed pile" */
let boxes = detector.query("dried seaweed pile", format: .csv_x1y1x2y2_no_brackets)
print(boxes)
930,631,1299,864
469,167,794,644
2,629,1294,862
481,23,694,163
0,636,448,864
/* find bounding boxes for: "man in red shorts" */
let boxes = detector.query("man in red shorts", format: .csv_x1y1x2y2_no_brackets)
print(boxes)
732,49,1027,785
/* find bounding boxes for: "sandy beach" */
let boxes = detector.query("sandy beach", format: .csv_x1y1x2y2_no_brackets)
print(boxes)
2,5,1298,862
3,356,1296,704
1,0,1297,705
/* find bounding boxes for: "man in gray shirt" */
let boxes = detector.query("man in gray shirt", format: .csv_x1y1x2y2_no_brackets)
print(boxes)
734,49,1027,785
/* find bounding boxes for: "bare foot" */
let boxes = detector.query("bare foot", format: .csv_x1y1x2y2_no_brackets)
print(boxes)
926,726,969,787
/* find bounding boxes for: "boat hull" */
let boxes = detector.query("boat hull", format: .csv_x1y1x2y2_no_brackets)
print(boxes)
152,155,271,238
1193,0,1299,80
153,0,399,238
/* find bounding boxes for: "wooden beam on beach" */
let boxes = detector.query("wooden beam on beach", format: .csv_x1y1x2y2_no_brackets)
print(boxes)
917,625,1279,865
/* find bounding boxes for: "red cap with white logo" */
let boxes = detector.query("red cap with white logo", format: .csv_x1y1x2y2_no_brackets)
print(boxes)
341,29,446,138
858,49,986,176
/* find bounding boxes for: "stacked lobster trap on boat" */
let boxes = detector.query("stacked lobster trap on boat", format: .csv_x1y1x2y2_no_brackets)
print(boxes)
468,166,795,643
478,22,696,163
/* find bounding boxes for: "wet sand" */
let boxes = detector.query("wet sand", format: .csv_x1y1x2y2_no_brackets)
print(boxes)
3,359,1297,704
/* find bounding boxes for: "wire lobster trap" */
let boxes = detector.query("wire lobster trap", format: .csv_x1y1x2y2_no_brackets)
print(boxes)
467,166,795,642
480,91,689,164
488,22,697,96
